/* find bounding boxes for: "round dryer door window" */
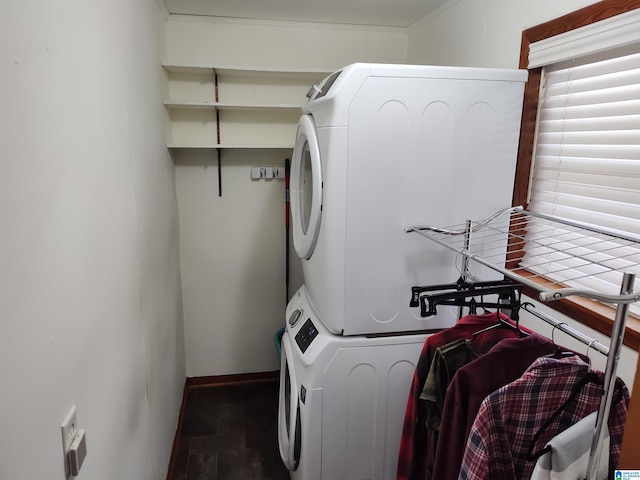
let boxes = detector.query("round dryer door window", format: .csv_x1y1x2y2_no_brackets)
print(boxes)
291,114,322,260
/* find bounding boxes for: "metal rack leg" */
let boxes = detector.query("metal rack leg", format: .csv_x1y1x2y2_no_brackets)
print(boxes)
458,220,472,319
586,272,635,480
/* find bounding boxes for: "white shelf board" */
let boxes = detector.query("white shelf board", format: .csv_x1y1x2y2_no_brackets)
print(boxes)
162,63,333,79
214,66,332,80
164,101,302,111
167,143,294,150
216,102,302,111
164,100,217,109
162,64,213,74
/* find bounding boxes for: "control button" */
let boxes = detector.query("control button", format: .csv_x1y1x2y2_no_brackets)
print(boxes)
289,309,303,327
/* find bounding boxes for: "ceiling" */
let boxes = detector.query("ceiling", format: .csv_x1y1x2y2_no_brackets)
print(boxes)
162,0,448,28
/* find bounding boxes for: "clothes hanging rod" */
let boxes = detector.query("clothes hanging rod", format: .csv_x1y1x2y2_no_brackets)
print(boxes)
521,302,609,356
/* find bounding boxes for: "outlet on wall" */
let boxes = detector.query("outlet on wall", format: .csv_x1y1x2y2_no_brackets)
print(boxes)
251,166,286,181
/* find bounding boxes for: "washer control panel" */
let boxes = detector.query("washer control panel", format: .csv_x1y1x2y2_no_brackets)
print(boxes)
295,318,319,353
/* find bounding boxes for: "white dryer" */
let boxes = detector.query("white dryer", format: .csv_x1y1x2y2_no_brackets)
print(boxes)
290,63,528,335
278,286,429,480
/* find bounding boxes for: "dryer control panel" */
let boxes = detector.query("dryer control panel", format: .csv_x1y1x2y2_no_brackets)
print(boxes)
295,318,319,353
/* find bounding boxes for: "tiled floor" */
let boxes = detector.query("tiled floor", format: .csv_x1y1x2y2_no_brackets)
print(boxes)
169,380,290,480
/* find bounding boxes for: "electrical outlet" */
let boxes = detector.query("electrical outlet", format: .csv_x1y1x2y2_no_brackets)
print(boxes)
251,167,263,179
251,166,285,180
61,406,78,476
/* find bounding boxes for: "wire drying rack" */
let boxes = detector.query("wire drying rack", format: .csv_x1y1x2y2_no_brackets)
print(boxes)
406,206,640,304
405,206,640,480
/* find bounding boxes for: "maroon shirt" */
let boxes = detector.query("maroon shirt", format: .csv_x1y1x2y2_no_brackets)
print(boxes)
397,312,529,480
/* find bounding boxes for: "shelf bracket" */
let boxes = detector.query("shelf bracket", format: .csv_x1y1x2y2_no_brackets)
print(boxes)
214,69,222,197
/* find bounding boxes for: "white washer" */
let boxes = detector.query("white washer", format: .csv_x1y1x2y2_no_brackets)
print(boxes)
290,63,528,336
278,286,429,480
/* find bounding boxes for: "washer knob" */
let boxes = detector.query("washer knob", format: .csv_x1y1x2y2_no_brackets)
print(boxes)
288,309,303,327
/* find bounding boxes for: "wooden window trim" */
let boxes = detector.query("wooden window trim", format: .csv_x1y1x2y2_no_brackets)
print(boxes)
513,0,640,351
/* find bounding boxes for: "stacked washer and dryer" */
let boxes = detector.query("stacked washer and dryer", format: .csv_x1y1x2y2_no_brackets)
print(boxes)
278,63,528,479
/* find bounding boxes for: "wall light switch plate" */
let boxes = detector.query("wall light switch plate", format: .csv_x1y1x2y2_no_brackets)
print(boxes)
61,406,78,476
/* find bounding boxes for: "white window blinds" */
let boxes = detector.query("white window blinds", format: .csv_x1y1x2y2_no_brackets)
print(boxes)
525,47,640,313
527,7,640,68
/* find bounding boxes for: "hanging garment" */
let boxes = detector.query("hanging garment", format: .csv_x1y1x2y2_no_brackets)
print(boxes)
432,334,556,480
419,338,481,480
529,411,609,480
421,338,480,431
397,312,527,480
458,355,629,480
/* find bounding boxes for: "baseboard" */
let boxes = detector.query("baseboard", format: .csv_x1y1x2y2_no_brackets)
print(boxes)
165,380,189,480
186,370,280,388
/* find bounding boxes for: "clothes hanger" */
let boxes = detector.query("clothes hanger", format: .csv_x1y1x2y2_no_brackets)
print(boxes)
418,283,523,317
468,297,478,315
478,294,491,315
470,314,527,338
470,289,527,338
410,277,519,308
548,318,576,359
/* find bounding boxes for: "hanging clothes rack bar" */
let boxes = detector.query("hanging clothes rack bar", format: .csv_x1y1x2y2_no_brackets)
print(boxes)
405,206,640,480
521,302,609,356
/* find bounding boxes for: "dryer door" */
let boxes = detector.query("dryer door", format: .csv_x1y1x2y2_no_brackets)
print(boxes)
278,333,301,471
290,114,322,260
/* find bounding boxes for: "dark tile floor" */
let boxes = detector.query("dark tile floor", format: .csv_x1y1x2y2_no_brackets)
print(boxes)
169,380,290,480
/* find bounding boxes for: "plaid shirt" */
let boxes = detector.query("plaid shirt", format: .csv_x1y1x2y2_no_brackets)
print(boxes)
397,312,525,480
459,355,629,480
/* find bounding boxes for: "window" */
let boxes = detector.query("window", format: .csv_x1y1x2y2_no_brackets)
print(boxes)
514,1,640,348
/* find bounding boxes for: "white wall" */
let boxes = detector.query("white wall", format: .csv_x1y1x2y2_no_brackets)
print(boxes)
407,0,601,68
165,15,408,70
407,0,638,391
0,1,185,479
166,16,408,376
